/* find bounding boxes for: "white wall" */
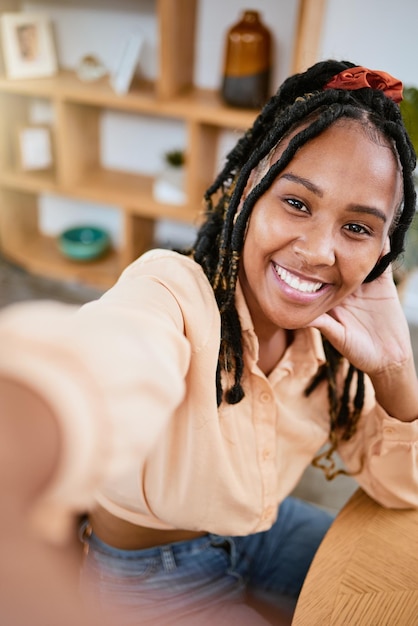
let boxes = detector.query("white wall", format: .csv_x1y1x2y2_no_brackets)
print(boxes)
319,0,418,87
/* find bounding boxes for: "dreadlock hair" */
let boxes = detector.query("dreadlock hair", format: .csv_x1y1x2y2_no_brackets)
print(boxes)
182,59,417,476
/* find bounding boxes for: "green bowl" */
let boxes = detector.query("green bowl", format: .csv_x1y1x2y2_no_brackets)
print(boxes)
58,226,110,261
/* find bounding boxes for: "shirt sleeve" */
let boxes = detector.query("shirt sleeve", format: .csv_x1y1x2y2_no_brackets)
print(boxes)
337,376,418,508
0,269,192,541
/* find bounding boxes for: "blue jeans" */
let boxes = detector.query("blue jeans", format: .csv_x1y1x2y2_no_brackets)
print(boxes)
79,497,333,625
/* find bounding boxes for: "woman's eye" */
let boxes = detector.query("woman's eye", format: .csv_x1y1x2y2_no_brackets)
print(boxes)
344,223,371,236
286,198,308,212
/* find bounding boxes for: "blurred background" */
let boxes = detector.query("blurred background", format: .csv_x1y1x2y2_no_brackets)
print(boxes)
0,0,417,513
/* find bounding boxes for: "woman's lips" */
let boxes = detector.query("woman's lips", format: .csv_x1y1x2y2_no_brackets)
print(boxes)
273,263,324,294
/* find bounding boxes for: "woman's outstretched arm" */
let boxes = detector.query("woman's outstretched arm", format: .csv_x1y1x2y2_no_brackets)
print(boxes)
0,377,60,514
0,377,113,626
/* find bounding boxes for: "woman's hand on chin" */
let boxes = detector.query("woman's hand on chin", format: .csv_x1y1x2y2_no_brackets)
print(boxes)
306,266,413,377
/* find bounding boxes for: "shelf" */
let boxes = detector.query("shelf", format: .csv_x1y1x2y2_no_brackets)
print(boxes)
0,164,200,223
0,168,58,194
0,0,327,289
66,167,199,223
0,73,258,289
6,232,121,289
0,71,258,129
0,188,121,288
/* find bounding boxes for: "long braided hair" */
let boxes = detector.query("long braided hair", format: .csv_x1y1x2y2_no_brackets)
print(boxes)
183,59,417,476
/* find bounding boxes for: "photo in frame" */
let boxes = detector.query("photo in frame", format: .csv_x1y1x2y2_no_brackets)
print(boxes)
0,13,58,80
17,125,53,171
110,33,144,95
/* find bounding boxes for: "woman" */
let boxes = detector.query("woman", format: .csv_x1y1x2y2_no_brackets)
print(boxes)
1,59,417,625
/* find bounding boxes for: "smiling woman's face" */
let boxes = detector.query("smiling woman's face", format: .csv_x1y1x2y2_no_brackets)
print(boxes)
239,119,402,337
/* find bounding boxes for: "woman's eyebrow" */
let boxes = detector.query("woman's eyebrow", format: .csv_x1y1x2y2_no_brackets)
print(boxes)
280,172,323,196
280,172,387,223
350,205,387,223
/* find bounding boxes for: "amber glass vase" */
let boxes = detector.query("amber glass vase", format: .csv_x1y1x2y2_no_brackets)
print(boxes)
221,10,272,109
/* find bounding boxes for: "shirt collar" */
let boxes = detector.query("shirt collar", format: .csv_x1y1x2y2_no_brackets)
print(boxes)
235,280,326,373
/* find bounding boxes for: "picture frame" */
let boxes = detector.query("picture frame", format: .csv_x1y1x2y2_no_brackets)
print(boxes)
17,125,53,171
110,33,144,95
0,13,58,80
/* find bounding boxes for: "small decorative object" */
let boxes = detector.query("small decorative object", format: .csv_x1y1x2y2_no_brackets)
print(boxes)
17,124,53,170
221,10,272,109
110,33,144,95
58,226,111,261
76,54,108,82
153,149,186,205
0,13,58,79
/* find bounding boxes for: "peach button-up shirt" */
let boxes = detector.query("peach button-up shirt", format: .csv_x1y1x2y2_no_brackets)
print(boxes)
0,249,417,541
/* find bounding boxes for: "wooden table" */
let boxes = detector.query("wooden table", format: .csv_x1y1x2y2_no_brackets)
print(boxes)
292,489,418,625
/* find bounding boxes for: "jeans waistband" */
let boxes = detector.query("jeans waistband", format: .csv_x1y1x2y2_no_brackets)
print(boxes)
79,517,230,559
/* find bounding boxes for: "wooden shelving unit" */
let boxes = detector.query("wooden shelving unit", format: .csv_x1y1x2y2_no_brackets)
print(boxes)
0,0,326,289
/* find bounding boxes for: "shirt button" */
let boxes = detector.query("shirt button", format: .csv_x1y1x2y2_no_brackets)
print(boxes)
383,427,395,435
262,448,271,460
260,392,271,403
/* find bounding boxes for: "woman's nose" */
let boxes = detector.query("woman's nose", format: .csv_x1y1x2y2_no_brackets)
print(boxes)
292,226,336,267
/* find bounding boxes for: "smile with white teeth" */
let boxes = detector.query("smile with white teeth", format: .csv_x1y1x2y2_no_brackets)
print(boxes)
274,265,323,293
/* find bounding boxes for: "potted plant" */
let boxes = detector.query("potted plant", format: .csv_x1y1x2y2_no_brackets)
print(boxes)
400,86,418,167
396,88,418,299
153,149,186,205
